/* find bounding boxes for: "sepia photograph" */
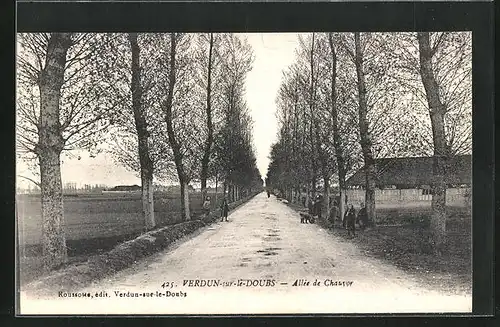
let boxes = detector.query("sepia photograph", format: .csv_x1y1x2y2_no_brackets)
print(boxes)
16,30,473,315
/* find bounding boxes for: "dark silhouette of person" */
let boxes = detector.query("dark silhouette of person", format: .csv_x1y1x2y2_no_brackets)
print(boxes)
344,204,356,238
307,197,314,215
202,196,211,219
313,194,323,220
220,197,229,222
329,199,339,227
357,202,368,231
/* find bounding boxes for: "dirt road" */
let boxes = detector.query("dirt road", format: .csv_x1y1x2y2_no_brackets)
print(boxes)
20,192,471,314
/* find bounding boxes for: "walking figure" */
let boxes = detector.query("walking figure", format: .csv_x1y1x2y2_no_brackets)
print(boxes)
344,204,356,238
313,194,323,220
220,197,229,222
357,202,368,231
267,190,270,198
202,196,211,219
329,199,339,229
307,196,314,215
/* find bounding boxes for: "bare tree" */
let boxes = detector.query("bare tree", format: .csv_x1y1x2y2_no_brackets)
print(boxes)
128,33,155,229
107,33,175,185
327,33,348,219
352,32,377,225
16,33,119,270
417,32,453,252
215,34,255,201
379,32,472,251
162,33,192,221
199,33,215,201
35,33,71,270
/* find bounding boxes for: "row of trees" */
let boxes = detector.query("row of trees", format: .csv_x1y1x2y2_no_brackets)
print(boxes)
16,33,263,270
266,32,471,253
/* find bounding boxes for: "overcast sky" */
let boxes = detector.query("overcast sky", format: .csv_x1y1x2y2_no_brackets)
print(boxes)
245,33,300,178
16,33,302,189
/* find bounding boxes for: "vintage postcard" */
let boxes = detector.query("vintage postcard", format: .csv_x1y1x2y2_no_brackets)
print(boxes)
16,30,473,315
14,0,485,314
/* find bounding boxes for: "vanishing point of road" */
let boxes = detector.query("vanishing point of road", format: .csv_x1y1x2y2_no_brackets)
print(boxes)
21,192,471,314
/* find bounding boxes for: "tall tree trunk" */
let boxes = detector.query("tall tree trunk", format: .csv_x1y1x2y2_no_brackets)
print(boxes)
339,187,346,223
39,149,65,270
129,33,155,230
354,32,376,225
164,33,190,221
214,173,218,204
311,176,317,198
417,32,447,252
328,33,348,222
141,177,154,227
308,33,318,205
37,33,72,271
304,185,309,208
200,33,214,201
180,182,191,221
323,174,330,221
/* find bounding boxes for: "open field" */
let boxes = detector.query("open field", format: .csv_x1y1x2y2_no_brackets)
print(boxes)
17,191,224,247
17,191,252,285
17,191,226,284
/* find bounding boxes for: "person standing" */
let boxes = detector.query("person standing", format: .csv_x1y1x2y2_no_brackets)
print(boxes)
202,196,211,219
357,202,368,231
344,204,356,238
307,197,314,215
313,194,323,220
329,199,339,228
220,197,229,222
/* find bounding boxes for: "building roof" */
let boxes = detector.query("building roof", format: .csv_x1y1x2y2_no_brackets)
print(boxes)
346,155,471,188
109,185,141,191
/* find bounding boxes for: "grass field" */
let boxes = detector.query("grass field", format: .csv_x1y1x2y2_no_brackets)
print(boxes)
16,191,241,285
16,191,224,249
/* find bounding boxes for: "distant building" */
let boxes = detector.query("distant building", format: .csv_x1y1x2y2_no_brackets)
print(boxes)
107,185,141,192
345,155,471,205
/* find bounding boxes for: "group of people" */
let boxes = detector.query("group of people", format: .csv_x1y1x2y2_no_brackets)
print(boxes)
330,202,368,238
202,191,369,236
202,196,229,222
323,197,369,238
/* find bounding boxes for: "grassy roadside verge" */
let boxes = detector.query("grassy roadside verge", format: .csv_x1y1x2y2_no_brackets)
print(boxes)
284,200,472,296
21,192,260,297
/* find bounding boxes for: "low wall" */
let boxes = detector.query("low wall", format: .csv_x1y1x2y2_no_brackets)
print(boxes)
345,188,469,206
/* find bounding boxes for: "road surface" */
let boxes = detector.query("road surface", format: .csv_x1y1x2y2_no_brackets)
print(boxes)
20,192,471,314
